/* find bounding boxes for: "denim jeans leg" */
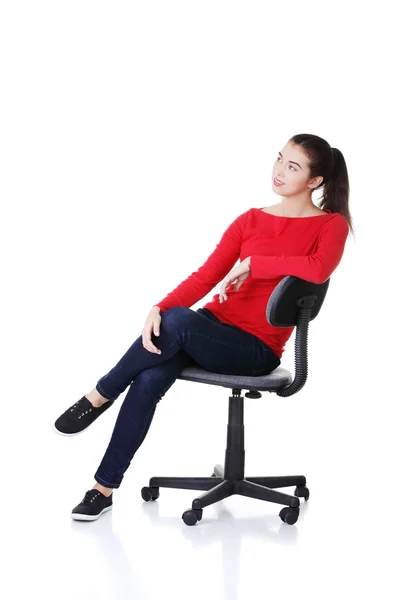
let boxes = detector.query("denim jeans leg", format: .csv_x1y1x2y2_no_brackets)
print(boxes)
94,350,196,488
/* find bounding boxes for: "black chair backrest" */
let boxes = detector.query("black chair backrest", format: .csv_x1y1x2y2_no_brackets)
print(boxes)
267,276,330,327
266,276,330,397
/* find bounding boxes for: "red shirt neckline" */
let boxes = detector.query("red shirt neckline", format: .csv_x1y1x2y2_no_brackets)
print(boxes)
257,207,332,219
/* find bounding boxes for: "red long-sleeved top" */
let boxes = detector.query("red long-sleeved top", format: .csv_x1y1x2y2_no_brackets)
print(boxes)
154,207,349,358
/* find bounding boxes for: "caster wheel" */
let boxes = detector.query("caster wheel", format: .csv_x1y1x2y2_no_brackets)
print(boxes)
211,464,224,478
141,486,160,501
279,506,299,525
294,485,310,501
182,508,203,526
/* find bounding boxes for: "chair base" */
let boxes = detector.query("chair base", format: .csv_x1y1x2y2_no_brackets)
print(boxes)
149,473,305,509
146,389,308,523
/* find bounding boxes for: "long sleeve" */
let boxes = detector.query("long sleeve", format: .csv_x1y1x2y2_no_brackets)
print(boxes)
250,214,349,284
154,211,247,312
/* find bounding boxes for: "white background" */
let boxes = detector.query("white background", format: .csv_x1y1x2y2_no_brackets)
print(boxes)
1,1,399,599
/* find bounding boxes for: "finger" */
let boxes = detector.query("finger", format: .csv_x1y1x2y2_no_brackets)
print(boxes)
142,334,161,354
143,329,152,342
147,340,161,353
144,342,161,354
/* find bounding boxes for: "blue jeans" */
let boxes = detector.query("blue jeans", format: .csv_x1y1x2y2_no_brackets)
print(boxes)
94,306,281,488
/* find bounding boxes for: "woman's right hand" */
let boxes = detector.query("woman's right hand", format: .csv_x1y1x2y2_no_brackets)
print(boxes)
142,307,162,354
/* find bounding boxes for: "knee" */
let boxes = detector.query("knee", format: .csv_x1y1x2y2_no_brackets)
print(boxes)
161,306,193,329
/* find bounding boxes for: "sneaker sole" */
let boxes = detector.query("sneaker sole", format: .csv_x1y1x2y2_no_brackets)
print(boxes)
52,422,93,437
71,505,113,521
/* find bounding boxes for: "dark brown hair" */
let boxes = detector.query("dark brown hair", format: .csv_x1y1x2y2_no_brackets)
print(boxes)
289,133,355,237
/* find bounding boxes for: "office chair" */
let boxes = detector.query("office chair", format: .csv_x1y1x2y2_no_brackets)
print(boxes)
141,275,330,526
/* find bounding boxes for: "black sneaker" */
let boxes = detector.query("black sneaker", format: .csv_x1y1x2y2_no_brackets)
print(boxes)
53,395,113,436
71,489,113,521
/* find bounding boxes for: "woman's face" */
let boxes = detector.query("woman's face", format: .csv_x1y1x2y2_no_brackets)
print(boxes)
271,142,321,196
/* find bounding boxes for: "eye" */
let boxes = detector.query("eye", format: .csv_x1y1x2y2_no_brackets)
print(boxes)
276,156,296,171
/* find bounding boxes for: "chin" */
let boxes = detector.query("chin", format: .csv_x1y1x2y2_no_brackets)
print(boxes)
272,186,285,196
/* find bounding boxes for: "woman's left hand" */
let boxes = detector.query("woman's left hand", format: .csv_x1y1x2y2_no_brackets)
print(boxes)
219,257,251,303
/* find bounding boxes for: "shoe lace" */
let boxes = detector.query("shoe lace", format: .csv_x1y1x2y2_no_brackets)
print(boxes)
70,398,93,420
83,490,101,504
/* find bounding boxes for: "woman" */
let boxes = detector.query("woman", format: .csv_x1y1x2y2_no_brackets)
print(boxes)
54,133,354,521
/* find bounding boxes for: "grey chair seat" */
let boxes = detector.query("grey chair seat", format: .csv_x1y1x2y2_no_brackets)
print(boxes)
178,365,293,392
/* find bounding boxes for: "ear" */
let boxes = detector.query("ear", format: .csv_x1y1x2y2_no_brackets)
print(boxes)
308,176,323,189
